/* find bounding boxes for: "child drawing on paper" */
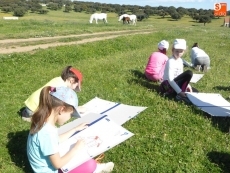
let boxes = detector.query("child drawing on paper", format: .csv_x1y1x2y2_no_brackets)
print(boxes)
27,86,114,173
22,65,86,122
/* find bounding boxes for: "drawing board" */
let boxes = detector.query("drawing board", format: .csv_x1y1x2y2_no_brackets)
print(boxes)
80,97,147,125
59,116,134,173
186,92,230,117
190,74,204,83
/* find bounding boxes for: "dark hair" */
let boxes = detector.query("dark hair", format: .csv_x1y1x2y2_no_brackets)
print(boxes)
158,48,167,55
30,86,73,134
192,43,199,48
61,66,79,82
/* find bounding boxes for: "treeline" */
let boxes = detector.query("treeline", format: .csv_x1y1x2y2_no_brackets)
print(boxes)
0,0,229,25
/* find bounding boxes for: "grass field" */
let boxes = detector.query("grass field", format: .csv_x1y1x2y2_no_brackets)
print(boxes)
0,9,230,173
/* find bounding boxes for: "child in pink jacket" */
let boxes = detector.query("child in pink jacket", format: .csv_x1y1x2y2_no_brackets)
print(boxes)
145,40,169,82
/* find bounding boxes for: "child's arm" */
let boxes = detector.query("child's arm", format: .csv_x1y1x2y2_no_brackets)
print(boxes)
59,123,88,143
49,139,85,169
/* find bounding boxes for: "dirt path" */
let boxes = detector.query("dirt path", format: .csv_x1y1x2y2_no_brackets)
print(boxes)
0,29,153,54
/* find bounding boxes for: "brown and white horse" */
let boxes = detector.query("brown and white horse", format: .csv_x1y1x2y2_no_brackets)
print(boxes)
122,16,131,24
118,14,137,25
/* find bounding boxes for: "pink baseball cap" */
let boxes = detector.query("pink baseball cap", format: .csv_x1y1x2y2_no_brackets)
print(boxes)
70,68,82,92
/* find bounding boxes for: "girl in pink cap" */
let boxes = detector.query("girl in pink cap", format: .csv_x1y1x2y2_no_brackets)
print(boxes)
22,66,84,122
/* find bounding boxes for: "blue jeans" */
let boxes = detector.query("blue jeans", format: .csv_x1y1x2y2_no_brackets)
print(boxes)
23,107,34,117
194,56,210,67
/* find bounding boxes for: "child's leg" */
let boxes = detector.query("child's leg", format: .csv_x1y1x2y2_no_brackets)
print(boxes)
174,70,193,92
58,159,97,173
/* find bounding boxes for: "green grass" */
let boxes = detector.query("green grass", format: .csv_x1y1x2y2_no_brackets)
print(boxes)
0,10,230,173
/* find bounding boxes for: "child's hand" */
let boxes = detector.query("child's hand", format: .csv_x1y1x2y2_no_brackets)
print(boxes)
78,106,87,114
186,84,193,92
178,92,187,98
75,123,88,131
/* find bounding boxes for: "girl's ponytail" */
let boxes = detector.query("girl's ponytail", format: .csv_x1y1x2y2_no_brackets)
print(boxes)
30,86,53,134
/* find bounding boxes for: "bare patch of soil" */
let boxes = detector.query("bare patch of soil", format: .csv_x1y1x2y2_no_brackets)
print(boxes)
0,29,153,54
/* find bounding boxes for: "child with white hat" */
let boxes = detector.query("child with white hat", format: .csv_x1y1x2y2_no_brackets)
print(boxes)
144,40,169,82
160,39,193,102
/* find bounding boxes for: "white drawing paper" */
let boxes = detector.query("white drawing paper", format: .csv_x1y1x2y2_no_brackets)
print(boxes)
59,116,134,173
186,92,230,117
80,97,147,125
58,112,104,135
190,74,204,83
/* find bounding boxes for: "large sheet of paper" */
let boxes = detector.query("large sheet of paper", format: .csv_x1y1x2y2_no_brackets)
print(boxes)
80,97,147,125
186,92,230,117
190,74,204,83
58,113,105,135
59,116,134,173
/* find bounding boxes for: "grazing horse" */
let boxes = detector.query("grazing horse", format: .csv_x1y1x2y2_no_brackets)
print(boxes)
89,13,107,24
118,14,130,22
129,14,137,25
118,14,137,25
122,17,131,24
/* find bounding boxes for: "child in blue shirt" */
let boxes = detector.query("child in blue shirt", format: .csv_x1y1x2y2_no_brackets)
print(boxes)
27,86,114,173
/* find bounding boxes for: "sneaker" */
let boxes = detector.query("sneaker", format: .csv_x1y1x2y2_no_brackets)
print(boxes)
21,108,31,122
194,65,201,72
176,95,191,104
203,65,208,72
22,116,31,122
94,162,114,173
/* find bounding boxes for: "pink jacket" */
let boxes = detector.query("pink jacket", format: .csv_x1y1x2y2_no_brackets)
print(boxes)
145,52,168,78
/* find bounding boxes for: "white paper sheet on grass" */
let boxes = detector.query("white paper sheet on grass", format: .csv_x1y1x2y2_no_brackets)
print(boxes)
190,74,204,83
59,115,134,173
80,97,148,125
58,112,105,135
186,92,230,117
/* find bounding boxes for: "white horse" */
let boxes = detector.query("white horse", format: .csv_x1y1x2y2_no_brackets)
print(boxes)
118,14,137,25
118,14,130,21
129,15,137,25
89,13,107,24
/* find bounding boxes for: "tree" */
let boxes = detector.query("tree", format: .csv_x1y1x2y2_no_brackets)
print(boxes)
136,13,148,21
193,14,200,22
38,9,49,14
1,6,13,13
177,7,188,16
199,15,211,26
47,2,58,10
13,7,26,17
64,5,72,12
73,5,82,12
30,3,42,13
158,9,168,18
171,12,181,20
167,6,176,14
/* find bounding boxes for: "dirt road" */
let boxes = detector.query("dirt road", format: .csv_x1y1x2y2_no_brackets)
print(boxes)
0,29,153,54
